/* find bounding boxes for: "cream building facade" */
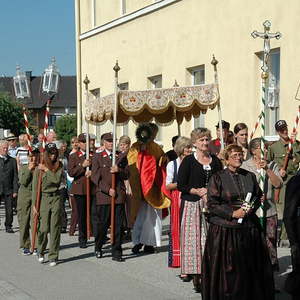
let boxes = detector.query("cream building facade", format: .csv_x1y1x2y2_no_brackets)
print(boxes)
75,0,300,150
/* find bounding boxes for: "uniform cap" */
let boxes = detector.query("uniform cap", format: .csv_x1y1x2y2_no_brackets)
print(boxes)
102,132,113,141
45,143,58,154
275,120,287,131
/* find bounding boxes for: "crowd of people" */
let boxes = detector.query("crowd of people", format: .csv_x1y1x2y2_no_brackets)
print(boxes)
0,118,300,299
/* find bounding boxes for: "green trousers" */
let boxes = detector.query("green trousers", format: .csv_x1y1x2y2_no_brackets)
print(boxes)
17,189,32,249
37,194,62,260
277,175,293,241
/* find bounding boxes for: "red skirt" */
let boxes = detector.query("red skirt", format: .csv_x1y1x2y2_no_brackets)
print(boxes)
168,190,181,268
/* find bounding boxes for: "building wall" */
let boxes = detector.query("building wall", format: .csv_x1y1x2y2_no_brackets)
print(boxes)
76,0,300,150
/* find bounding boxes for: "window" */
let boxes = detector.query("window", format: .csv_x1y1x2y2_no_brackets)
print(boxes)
258,49,280,137
49,114,62,127
148,75,162,89
187,65,205,128
119,82,129,135
90,88,100,98
119,82,129,91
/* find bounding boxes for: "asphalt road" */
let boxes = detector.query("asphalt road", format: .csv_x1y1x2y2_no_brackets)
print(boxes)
0,205,293,300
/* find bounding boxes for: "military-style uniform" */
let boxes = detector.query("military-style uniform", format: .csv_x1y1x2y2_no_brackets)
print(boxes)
91,149,128,260
32,165,63,261
17,165,34,250
67,150,94,247
268,139,300,240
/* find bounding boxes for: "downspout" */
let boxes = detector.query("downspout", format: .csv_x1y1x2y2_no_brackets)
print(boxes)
75,0,82,134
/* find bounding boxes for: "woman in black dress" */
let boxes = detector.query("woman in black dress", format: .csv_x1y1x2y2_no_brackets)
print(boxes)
177,127,222,292
202,144,274,300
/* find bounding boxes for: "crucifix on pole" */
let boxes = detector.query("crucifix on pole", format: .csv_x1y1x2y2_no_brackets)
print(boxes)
251,20,281,228
252,20,281,74
251,20,281,144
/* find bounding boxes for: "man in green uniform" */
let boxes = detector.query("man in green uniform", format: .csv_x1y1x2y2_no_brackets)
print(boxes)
32,143,63,266
17,147,39,255
268,120,300,246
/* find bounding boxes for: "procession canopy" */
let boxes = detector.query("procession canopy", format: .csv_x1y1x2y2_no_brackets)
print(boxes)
86,83,219,125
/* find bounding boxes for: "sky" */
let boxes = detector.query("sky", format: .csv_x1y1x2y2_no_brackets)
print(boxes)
0,1,75,77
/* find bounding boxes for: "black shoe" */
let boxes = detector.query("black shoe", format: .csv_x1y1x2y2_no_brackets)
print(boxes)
132,243,143,254
6,228,14,233
112,256,125,262
143,245,155,254
181,275,193,282
79,242,87,249
61,228,67,234
95,251,103,259
192,275,202,293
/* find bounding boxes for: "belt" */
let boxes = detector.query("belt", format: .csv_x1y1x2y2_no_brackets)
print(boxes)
42,191,61,197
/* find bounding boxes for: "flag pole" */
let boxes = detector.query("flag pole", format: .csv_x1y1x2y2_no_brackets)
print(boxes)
211,55,224,150
111,61,120,244
83,75,91,240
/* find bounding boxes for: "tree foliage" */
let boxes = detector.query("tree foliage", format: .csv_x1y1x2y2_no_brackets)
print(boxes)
0,92,26,136
54,114,77,145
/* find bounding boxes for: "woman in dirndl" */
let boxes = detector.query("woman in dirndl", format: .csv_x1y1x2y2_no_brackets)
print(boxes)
202,144,275,300
165,137,193,278
177,128,222,292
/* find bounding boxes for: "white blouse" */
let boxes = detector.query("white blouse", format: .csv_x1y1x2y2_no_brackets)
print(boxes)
166,157,181,185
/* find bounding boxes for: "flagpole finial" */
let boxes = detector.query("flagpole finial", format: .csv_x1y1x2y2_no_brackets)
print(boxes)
83,75,90,90
211,55,218,66
113,61,120,75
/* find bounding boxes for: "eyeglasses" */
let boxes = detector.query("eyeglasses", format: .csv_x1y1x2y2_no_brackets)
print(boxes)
229,153,243,159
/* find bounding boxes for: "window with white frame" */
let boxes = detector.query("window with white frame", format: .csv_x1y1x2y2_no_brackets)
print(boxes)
148,75,162,140
119,82,129,135
187,65,205,128
258,49,280,138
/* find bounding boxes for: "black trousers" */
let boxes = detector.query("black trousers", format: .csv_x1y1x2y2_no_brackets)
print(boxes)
74,194,87,244
0,194,13,228
92,198,125,258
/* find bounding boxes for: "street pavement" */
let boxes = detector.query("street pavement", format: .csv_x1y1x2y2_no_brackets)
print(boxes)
0,205,293,300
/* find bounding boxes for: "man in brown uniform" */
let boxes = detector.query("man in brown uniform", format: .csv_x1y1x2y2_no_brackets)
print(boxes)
67,133,92,248
91,132,128,262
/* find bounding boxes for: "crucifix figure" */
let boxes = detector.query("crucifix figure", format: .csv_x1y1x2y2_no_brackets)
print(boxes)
251,20,281,73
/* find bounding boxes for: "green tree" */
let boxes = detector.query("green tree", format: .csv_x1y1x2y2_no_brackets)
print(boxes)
0,92,26,136
54,114,77,145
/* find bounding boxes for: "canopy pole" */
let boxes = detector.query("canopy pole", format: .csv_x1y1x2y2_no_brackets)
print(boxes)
177,123,181,136
83,75,91,240
111,61,120,245
112,61,120,165
211,55,224,150
173,80,181,136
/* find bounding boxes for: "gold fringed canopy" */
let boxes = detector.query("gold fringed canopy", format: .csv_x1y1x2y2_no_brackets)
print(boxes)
86,83,219,125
